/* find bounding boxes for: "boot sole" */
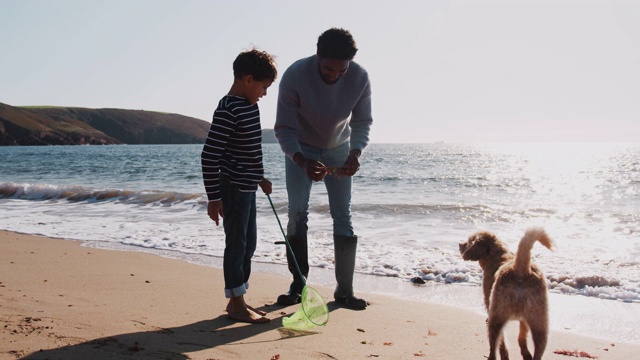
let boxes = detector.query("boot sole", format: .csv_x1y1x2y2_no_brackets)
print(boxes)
277,293,301,306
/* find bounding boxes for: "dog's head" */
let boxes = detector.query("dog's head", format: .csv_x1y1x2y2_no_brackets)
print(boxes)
459,231,509,261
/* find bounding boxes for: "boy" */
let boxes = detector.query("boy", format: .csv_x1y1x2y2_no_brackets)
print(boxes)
201,49,277,323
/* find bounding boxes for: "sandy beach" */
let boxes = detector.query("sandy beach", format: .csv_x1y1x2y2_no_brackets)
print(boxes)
1,230,637,360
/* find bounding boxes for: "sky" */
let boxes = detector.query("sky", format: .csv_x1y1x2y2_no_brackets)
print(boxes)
1,0,638,143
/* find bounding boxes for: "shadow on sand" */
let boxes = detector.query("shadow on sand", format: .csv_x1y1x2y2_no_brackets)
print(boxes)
21,303,345,359
21,307,330,360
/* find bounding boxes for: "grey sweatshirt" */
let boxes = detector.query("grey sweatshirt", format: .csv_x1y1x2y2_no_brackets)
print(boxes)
274,55,373,159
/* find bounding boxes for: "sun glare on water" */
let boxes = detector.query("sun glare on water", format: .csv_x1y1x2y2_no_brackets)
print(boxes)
488,142,632,202
483,142,638,254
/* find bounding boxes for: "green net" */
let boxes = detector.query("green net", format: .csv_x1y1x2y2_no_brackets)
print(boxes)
266,194,329,331
282,285,329,330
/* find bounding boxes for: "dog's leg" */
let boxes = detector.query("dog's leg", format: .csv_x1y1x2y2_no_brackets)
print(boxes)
487,315,509,360
499,338,509,360
529,321,548,360
518,321,533,360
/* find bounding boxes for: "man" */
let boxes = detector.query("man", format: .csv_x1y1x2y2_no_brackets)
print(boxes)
274,28,373,310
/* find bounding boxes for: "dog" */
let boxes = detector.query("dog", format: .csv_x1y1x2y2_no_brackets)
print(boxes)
459,227,553,360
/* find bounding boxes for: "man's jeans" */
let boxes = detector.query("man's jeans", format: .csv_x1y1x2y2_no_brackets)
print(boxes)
285,142,354,238
220,177,256,298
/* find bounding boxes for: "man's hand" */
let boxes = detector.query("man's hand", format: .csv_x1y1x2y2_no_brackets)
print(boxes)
259,178,272,195
207,200,223,226
340,149,361,176
293,152,327,181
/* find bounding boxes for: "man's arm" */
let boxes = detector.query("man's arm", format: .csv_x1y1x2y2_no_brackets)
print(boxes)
274,71,303,160
349,79,373,154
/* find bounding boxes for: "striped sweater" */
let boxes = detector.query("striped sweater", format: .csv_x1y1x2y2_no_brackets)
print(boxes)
201,95,264,202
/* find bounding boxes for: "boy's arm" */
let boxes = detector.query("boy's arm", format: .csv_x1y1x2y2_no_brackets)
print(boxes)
201,106,235,223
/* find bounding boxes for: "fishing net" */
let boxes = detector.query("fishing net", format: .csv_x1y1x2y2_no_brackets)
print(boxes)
282,286,329,330
266,194,329,330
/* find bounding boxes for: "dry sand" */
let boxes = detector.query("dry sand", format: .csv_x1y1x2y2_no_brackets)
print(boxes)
1,230,637,360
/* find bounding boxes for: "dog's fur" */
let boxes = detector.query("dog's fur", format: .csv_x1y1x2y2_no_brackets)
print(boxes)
459,228,553,360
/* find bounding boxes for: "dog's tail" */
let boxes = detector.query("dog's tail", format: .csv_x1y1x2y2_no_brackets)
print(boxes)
514,227,554,274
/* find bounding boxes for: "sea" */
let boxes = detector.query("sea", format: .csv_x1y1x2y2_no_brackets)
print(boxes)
1,142,639,343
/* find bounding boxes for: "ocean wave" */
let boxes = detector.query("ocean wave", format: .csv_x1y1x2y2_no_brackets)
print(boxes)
393,265,640,303
0,182,203,206
348,203,492,215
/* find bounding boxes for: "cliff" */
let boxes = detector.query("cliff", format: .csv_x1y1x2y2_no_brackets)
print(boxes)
0,102,278,146
0,102,216,146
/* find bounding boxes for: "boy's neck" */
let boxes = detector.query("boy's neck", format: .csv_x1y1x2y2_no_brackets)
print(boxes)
228,80,247,99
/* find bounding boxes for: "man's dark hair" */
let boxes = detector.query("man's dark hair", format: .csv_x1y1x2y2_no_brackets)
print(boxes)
233,49,277,81
317,28,358,60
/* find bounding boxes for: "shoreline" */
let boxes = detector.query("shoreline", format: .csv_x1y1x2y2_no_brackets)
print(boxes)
1,230,638,359
80,233,640,344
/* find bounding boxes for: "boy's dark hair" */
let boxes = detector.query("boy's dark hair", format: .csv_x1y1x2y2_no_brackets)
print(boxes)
317,28,358,60
233,49,277,82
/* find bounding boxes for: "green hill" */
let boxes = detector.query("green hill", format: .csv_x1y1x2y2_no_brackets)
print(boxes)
0,102,214,145
0,102,278,146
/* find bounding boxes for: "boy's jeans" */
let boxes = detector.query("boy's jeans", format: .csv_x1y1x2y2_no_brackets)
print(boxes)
220,177,257,298
285,142,354,238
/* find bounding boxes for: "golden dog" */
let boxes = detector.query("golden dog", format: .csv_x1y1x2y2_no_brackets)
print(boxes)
459,228,553,360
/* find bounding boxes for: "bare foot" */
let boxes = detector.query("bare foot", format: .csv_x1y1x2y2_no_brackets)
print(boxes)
227,307,270,324
247,304,267,316
225,297,267,316
225,296,269,324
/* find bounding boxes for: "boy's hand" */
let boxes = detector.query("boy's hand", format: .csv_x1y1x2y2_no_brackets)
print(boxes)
259,178,272,195
207,200,223,226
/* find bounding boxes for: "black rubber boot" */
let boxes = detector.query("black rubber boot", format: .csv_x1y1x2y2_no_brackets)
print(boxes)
277,235,309,306
333,235,367,310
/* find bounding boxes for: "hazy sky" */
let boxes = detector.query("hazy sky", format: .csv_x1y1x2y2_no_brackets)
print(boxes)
1,0,638,143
